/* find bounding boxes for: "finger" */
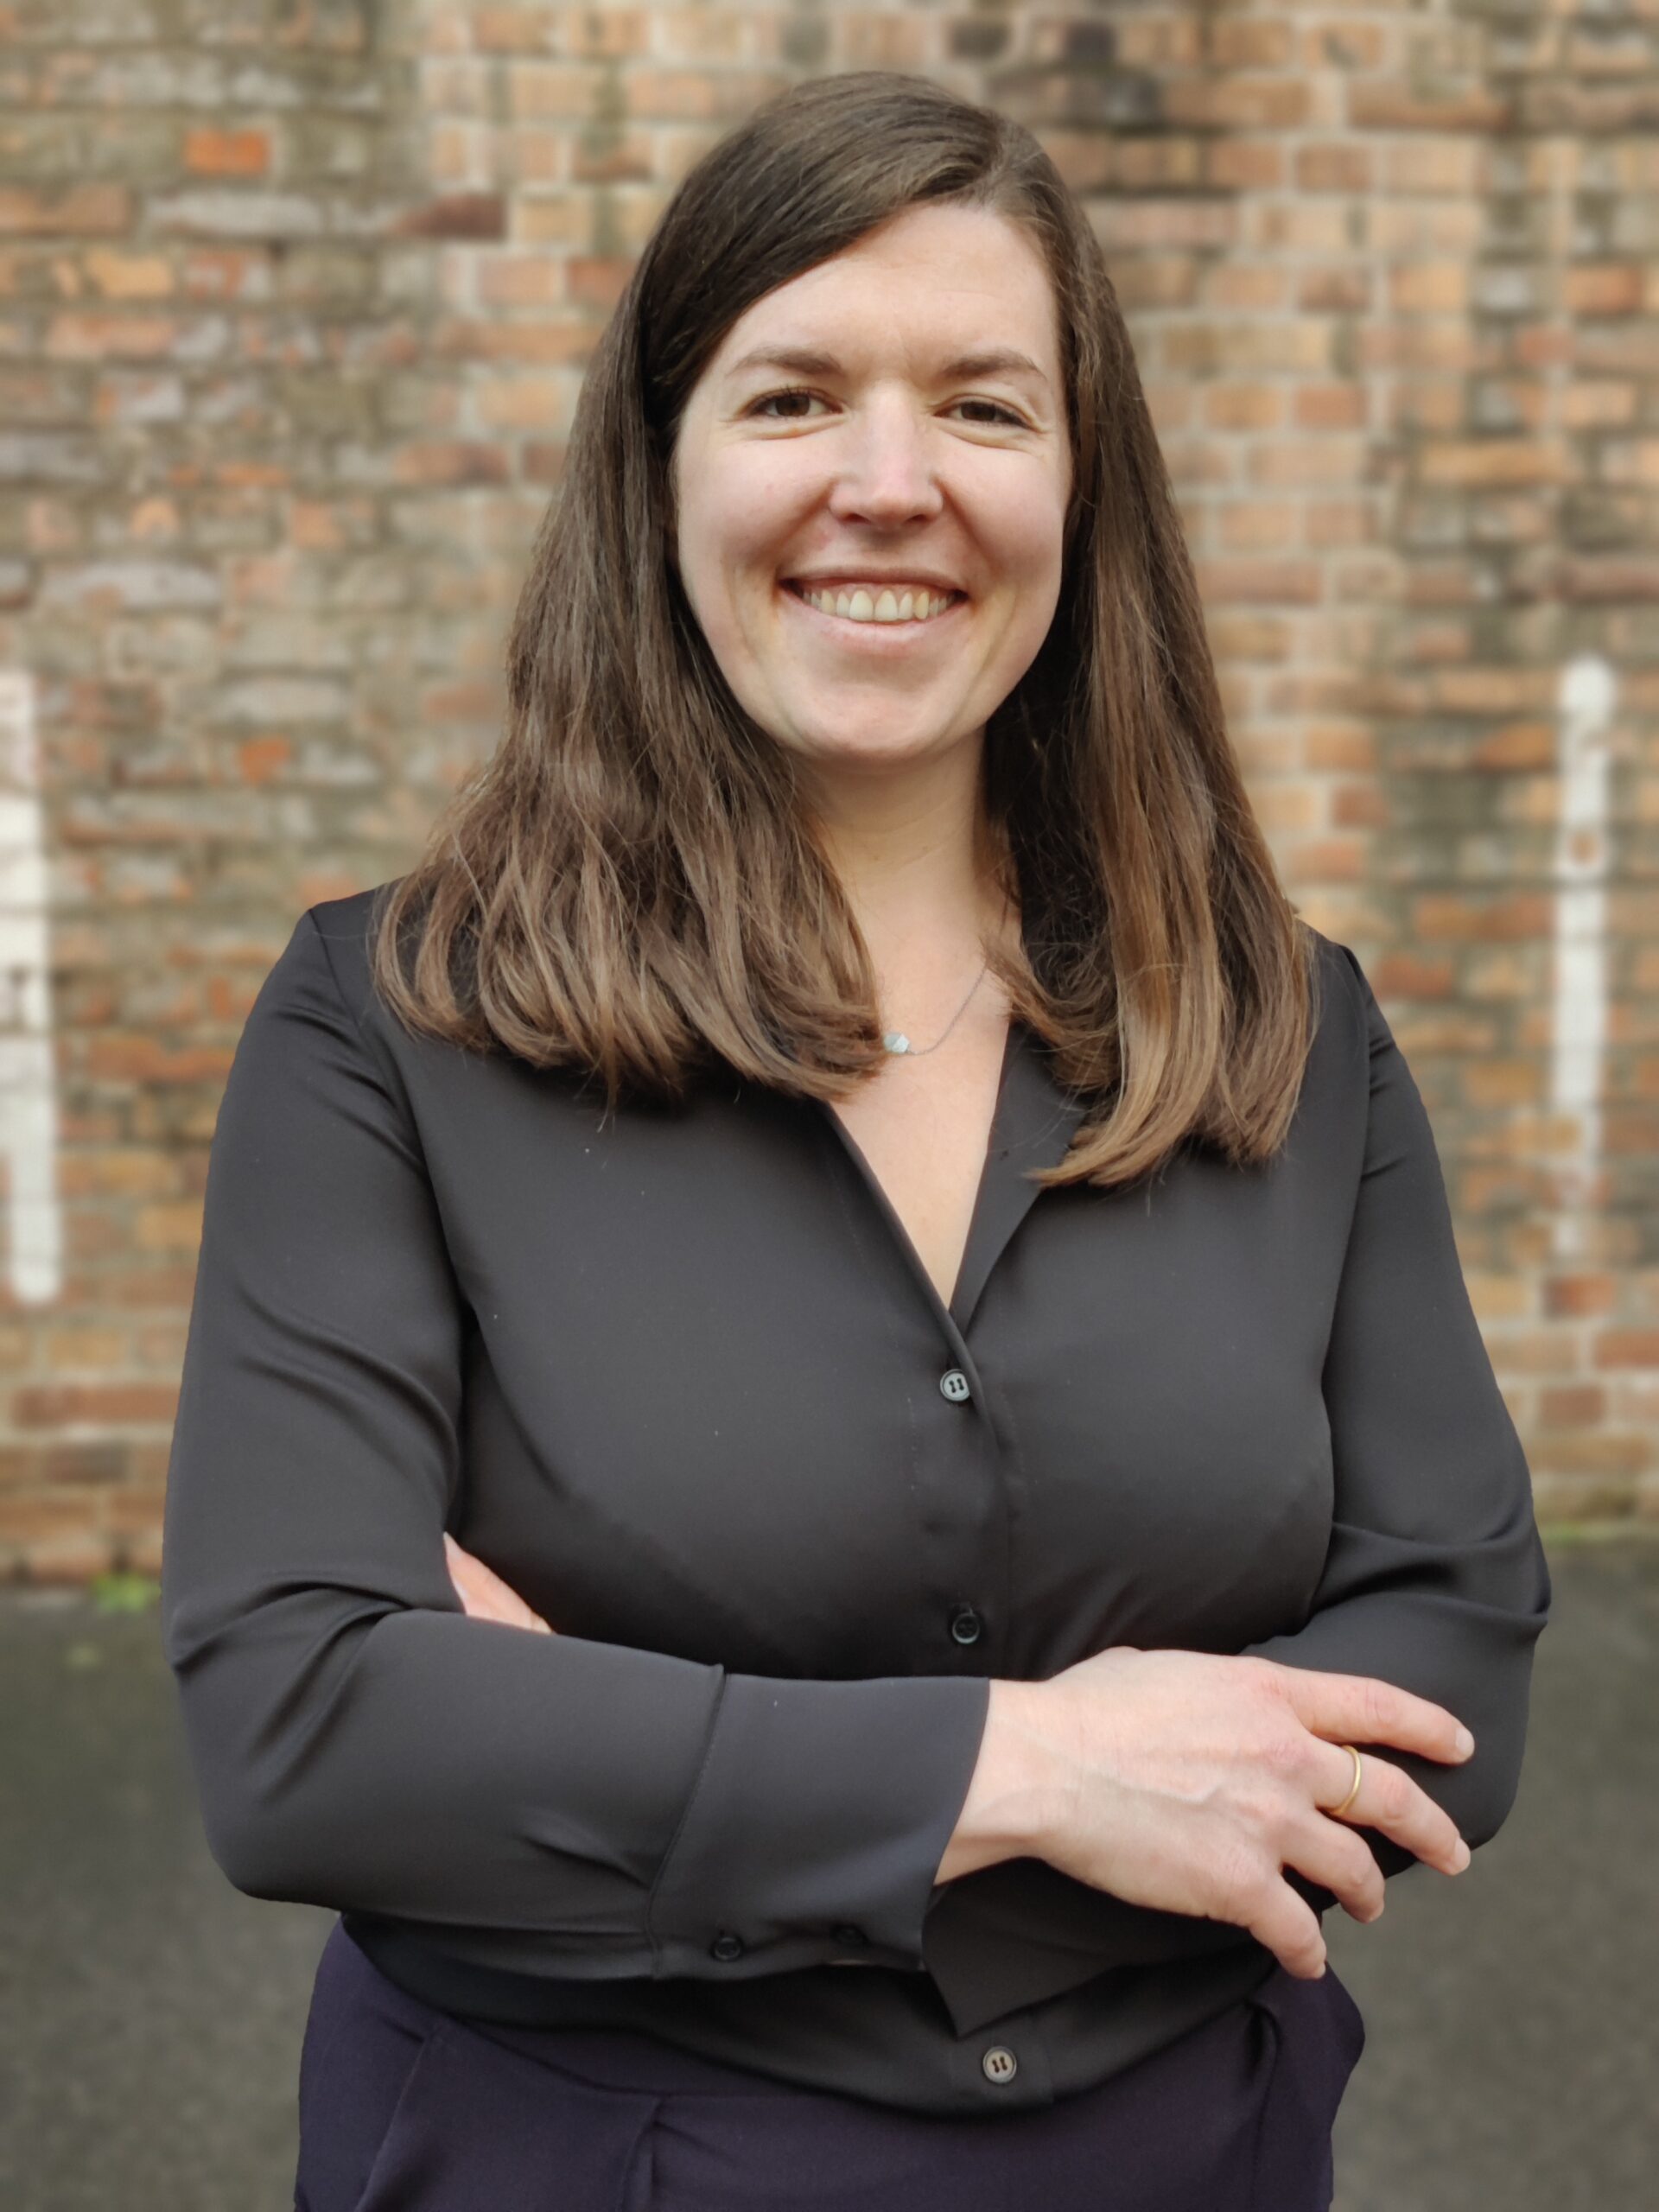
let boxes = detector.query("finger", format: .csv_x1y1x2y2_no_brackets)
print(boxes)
444,1533,521,1609
443,1536,480,1605
448,1558,500,1620
1240,1878,1328,1980
443,1538,514,1618
445,1536,556,1633
1267,1663,1474,1768
1286,1804,1387,1923
442,1531,473,1597
1313,1742,1468,1878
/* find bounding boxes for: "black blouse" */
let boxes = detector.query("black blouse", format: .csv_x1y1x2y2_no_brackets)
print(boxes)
160,887,1550,2116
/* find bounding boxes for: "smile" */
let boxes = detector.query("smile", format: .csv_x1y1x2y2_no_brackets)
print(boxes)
779,579,968,638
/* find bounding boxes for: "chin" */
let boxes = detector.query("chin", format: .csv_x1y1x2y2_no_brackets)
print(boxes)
780,719,969,769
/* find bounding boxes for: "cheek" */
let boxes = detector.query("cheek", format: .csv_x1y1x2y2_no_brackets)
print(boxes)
708,449,808,547
1002,518,1068,642
994,483,1069,581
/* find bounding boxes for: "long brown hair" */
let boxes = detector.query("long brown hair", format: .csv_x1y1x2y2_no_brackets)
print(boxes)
369,69,1322,1192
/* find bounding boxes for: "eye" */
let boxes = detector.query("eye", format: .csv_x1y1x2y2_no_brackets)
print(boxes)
748,385,826,422
956,398,1027,429
747,386,1029,429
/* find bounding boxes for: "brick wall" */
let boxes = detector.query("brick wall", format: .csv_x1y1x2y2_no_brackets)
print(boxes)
1,0,1654,1581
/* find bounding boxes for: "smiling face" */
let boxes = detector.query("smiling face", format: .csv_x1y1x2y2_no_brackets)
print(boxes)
668,202,1072,791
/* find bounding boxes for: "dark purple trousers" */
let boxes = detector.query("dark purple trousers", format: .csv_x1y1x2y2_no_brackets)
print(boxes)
294,1919,1364,2212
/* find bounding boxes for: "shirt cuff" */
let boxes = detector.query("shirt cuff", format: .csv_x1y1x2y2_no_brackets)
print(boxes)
646,1670,991,1978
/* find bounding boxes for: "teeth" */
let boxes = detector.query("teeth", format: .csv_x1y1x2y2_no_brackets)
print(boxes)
792,583,958,624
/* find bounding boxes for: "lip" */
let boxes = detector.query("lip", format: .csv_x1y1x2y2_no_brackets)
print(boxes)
787,572,966,597
779,579,967,642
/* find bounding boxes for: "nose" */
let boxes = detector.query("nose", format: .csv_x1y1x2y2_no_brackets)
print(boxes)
823,394,945,528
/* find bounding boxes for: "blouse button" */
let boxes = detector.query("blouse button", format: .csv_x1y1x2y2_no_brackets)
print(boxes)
950,1605,982,1646
939,1368,972,1403
709,1931,746,1961
982,2044,1019,2084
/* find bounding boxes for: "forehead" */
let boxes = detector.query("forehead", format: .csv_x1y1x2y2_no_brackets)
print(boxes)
705,205,1060,378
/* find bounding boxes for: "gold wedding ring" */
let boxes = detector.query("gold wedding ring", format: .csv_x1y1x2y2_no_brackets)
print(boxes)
1330,1743,1363,1818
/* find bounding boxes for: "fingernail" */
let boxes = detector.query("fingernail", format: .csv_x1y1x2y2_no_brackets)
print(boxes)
1454,1726,1475,1757
1452,1838,1471,1871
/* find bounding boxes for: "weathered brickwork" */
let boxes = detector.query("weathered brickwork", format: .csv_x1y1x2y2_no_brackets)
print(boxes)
0,0,1654,1580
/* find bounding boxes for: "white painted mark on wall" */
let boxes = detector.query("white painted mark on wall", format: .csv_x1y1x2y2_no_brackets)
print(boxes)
0,669,61,1303
1551,653,1618,1248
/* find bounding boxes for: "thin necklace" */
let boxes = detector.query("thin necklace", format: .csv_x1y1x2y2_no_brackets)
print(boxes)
880,887,1011,1058
881,959,988,1057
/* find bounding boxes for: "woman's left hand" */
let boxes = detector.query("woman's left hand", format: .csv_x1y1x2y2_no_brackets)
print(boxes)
443,1532,556,1634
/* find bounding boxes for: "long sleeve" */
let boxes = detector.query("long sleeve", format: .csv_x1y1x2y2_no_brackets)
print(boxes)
160,908,990,1983
1234,941,1551,1891
921,937,1551,2033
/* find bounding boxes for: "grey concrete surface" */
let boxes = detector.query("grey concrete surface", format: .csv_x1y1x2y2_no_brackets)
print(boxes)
1,1535,1652,2211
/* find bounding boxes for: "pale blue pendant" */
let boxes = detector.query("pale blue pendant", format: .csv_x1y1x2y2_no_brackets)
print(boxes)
882,1032,911,1054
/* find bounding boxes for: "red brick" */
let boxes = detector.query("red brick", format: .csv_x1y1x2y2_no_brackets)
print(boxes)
0,185,131,235
184,129,270,178
10,1383,180,1430
1594,1332,1659,1370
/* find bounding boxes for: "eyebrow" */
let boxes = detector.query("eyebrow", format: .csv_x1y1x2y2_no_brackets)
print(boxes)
722,345,1051,391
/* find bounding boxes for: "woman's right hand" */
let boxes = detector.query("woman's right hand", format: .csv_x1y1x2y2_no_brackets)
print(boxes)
942,1647,1475,1983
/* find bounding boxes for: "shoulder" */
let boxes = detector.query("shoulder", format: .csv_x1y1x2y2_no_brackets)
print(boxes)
296,880,401,1013
1288,924,1411,1171
234,882,413,1097
244,880,425,1074
1296,920,1365,1056
1302,921,1389,1065
1296,925,1446,1187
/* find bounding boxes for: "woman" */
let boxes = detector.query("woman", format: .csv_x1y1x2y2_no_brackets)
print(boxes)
161,70,1550,2212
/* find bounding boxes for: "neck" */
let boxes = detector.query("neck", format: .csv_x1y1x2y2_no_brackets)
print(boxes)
801,737,1009,976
